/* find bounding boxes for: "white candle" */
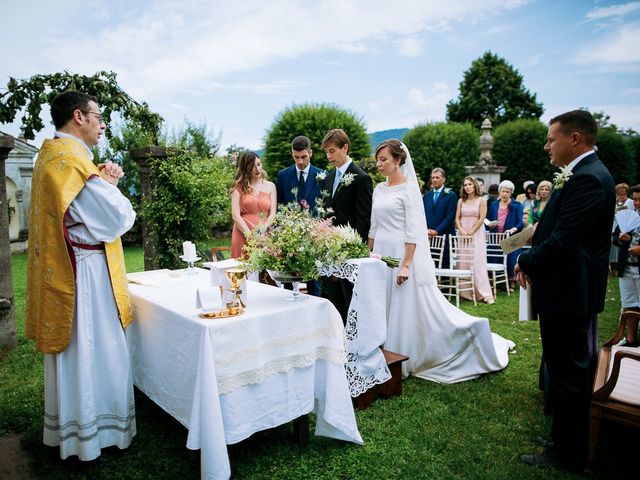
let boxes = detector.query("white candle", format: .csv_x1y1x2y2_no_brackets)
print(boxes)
183,241,196,260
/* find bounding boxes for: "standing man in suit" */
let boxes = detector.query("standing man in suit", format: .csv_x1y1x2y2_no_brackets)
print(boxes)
321,128,373,321
275,135,323,295
423,168,457,268
516,110,615,471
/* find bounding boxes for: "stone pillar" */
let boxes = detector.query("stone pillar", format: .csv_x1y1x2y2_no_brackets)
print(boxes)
0,135,16,350
129,146,167,271
465,118,506,188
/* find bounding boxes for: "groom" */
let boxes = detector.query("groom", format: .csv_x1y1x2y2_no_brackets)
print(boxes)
321,128,373,321
516,110,614,471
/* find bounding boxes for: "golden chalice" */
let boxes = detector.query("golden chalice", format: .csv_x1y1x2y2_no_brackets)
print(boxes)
224,268,247,314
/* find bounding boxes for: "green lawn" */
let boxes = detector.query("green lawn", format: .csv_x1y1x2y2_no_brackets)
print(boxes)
0,249,634,479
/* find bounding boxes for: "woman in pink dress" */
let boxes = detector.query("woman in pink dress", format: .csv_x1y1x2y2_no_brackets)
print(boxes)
454,176,494,304
230,151,277,259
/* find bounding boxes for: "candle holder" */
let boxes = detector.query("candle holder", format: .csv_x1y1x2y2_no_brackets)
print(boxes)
180,255,201,275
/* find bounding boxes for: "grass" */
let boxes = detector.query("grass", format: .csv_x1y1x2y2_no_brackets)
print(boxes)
1,248,635,479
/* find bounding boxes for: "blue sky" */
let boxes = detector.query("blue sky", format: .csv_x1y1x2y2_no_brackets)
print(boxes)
1,0,639,151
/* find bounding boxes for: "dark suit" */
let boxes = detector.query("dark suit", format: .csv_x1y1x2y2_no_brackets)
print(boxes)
275,164,323,214
322,161,373,321
275,164,324,296
423,187,457,268
518,153,615,467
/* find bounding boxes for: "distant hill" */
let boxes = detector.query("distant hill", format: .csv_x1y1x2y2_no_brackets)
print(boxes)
368,128,409,153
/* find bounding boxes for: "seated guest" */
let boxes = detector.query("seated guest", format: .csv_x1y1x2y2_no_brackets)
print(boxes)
611,184,640,346
528,180,552,226
487,180,523,286
230,151,277,259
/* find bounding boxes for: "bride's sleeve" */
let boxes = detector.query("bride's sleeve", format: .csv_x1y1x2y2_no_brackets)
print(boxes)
368,187,378,240
403,190,420,244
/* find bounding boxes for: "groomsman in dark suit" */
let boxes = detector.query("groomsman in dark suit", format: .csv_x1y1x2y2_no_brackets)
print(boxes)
320,128,373,321
275,135,324,296
423,167,457,268
516,110,615,471
275,135,323,212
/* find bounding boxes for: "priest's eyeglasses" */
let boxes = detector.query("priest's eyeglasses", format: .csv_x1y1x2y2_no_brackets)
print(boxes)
81,110,104,123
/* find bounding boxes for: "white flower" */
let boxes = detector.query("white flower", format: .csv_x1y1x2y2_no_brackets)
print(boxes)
315,171,327,182
553,166,573,189
340,172,356,188
335,225,360,243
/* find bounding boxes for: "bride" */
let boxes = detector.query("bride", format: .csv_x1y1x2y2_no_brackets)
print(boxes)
368,139,514,382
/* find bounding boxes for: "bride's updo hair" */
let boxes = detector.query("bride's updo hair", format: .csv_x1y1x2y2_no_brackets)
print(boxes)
375,139,406,166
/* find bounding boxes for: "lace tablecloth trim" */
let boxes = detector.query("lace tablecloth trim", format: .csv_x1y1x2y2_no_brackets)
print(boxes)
214,326,338,370
319,259,392,396
217,347,346,395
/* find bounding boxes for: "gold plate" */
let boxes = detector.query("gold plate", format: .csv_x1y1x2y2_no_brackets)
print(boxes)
198,307,245,319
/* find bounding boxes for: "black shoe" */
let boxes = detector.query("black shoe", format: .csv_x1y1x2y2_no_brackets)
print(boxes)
534,436,555,448
520,448,562,468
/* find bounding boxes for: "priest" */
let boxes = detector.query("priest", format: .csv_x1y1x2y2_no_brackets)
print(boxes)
26,91,137,460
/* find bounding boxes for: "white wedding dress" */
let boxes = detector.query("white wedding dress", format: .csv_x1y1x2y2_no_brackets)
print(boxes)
370,181,514,383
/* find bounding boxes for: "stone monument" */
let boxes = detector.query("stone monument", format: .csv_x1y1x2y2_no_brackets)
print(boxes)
465,118,506,189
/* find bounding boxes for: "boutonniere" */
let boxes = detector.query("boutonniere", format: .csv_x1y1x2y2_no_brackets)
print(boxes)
553,166,573,190
339,172,356,189
315,171,327,182
442,187,451,195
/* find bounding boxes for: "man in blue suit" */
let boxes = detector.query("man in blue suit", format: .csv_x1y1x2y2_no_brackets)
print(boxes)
423,167,457,268
276,135,324,212
275,135,324,296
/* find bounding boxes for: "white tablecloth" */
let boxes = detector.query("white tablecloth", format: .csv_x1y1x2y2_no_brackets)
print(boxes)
126,269,362,480
318,258,392,396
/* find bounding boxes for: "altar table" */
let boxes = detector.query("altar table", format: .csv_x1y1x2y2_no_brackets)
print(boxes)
126,269,362,480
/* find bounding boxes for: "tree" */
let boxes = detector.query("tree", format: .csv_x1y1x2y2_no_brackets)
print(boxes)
0,70,162,142
446,51,544,128
492,119,553,190
263,103,369,178
595,129,636,185
403,122,479,192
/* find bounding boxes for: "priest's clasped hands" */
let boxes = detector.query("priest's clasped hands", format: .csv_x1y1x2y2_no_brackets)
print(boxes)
98,162,125,186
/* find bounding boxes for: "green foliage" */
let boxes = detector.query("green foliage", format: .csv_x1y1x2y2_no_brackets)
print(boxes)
627,136,640,185
596,129,636,185
141,151,235,269
165,120,221,158
492,119,554,189
446,51,544,128
0,70,162,142
403,122,479,191
263,103,369,177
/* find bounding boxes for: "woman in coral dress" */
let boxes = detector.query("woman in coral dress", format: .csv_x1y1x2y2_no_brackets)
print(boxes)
454,176,494,304
230,151,276,258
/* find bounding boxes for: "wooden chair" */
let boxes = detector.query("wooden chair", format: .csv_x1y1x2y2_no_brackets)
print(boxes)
434,234,476,307
210,245,232,261
485,232,510,297
429,234,446,268
587,311,640,472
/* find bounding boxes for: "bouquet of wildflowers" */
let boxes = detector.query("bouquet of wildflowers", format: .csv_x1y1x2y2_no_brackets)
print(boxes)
243,202,369,280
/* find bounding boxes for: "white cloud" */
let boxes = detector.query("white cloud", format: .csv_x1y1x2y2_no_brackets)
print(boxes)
585,2,640,21
396,36,424,57
575,22,640,65
14,0,527,100
487,24,512,34
622,87,640,95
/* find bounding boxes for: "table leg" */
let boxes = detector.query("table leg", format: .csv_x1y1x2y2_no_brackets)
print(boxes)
293,414,309,447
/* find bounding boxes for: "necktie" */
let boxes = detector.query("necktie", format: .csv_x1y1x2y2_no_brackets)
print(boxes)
298,170,305,192
332,169,343,196
433,190,440,203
